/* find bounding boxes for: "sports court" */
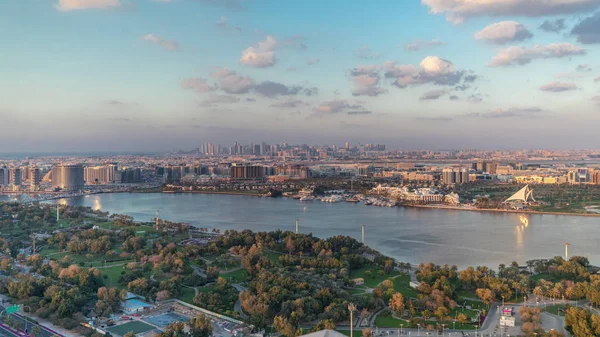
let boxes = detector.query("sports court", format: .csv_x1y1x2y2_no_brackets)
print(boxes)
107,321,156,336
143,312,190,328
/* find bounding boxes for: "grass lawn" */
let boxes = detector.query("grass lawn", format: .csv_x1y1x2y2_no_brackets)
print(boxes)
531,273,561,283
348,288,369,295
393,275,417,298
98,264,128,289
197,285,216,294
108,321,155,336
544,304,568,315
179,287,196,305
458,299,487,311
374,312,409,328
220,268,247,282
349,266,400,288
265,251,283,265
456,289,476,299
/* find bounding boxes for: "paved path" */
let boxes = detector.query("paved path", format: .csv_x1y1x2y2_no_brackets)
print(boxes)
232,284,248,320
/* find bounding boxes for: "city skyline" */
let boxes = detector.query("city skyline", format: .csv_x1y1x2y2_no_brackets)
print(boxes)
2,0,600,151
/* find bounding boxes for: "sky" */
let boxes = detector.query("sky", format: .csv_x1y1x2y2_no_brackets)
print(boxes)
2,0,600,152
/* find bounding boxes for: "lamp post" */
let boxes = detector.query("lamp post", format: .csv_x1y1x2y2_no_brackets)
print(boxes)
400,324,403,336
348,303,357,337
502,295,505,307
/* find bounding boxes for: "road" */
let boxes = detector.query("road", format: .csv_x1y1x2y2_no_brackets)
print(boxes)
232,284,248,320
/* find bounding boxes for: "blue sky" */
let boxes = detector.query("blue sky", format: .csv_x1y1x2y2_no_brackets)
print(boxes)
2,0,600,151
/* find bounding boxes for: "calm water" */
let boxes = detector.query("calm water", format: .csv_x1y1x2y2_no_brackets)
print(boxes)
9,192,598,268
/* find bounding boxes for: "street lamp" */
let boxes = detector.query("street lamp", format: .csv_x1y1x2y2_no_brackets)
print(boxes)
348,303,357,337
400,324,403,336
502,295,505,307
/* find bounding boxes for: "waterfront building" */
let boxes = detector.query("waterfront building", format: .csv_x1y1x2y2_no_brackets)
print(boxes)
52,164,85,191
121,168,142,183
505,185,535,204
84,164,119,184
230,163,265,179
442,167,470,185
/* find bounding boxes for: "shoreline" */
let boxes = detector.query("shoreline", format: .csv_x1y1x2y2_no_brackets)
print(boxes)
162,190,264,197
407,204,600,217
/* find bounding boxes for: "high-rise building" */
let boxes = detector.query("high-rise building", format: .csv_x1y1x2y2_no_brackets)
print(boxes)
10,168,22,186
121,168,142,183
0,167,9,186
84,164,119,184
442,167,470,185
52,164,85,191
30,166,41,192
230,164,265,179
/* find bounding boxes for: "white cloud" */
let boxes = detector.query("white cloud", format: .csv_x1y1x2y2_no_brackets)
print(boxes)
55,0,121,11
539,82,578,92
240,36,277,68
422,0,600,24
181,78,215,93
404,39,445,51
475,21,533,44
384,56,469,87
143,34,179,51
595,76,600,82
489,43,586,67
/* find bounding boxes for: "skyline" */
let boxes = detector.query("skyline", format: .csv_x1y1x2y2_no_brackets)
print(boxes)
2,0,600,151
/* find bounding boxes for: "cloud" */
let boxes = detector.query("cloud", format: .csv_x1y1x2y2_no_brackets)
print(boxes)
356,46,381,60
539,81,578,92
449,95,460,101
404,39,445,51
347,110,372,115
421,0,600,24
313,100,364,116
270,100,309,108
211,67,254,94
595,76,600,82
181,78,215,93
350,65,387,97
254,81,303,98
420,89,446,100
468,107,544,118
142,34,179,51
55,0,121,11
571,12,600,44
539,19,567,33
240,36,277,68
199,95,240,107
488,43,586,67
475,21,533,44
592,95,600,102
306,58,320,66
384,56,472,88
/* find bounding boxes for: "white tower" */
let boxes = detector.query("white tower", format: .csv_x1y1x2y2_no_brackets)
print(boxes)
295,219,299,234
